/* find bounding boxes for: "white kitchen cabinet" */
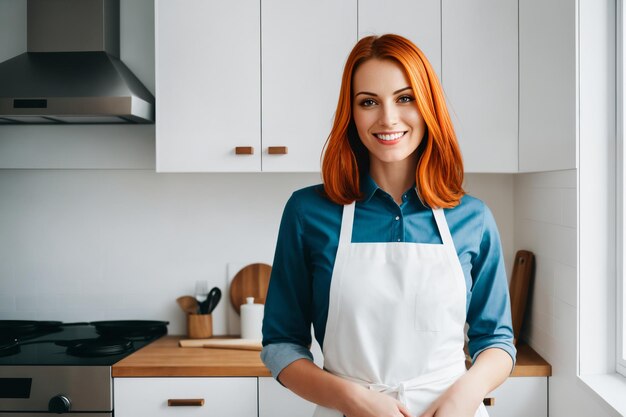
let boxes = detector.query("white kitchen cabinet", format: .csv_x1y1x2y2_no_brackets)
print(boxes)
155,0,261,172
115,375,547,417
442,0,518,173
358,0,441,78
156,0,355,173
518,0,576,172
261,0,356,172
114,377,257,417
259,377,316,417
485,376,548,417
154,1,524,174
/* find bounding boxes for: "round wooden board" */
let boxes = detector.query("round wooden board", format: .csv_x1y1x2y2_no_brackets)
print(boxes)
230,263,272,314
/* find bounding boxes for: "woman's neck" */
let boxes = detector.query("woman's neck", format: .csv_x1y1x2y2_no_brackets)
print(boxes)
369,156,418,205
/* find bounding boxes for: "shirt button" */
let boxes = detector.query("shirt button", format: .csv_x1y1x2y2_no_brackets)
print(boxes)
395,216,400,221
402,195,407,200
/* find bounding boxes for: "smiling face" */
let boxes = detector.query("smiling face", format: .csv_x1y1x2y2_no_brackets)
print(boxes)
352,58,426,172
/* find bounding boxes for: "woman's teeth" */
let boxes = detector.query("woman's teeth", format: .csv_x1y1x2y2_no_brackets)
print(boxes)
375,132,405,141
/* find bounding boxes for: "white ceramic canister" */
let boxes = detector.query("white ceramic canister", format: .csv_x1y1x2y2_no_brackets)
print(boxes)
240,297,264,340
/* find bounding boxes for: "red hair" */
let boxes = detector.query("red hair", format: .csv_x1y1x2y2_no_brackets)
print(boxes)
321,34,464,208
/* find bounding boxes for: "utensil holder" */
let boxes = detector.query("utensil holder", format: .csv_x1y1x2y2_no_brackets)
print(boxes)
187,314,213,339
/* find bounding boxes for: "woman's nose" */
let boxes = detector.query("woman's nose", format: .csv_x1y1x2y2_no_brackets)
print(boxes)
379,104,399,126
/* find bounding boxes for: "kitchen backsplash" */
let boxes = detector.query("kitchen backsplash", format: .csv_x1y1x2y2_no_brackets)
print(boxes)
513,169,610,417
0,171,514,335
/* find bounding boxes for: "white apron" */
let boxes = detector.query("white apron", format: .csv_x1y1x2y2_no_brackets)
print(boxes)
313,201,488,417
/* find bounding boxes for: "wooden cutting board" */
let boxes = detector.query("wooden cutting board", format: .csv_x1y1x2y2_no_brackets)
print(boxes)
509,250,535,346
179,338,262,351
229,263,271,314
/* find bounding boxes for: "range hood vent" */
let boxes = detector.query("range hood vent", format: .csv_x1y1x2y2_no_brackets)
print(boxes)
0,0,155,124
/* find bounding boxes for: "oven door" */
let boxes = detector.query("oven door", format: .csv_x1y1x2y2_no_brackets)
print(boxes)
0,366,112,414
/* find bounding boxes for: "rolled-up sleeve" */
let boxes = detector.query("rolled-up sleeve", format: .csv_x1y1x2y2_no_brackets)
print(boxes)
261,193,315,379
466,204,517,370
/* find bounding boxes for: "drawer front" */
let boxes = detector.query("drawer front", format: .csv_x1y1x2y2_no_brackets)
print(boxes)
114,377,257,417
484,377,548,417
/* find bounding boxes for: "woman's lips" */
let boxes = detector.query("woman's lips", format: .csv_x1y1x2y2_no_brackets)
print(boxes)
373,131,406,145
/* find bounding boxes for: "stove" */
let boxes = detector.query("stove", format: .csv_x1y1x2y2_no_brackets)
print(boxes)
0,320,167,415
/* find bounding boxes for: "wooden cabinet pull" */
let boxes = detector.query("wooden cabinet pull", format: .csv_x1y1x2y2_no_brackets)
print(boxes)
483,397,495,406
167,398,205,406
235,146,254,155
268,146,288,155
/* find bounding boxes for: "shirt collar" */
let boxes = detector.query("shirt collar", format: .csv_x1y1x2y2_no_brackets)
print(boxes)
360,173,419,204
360,174,379,202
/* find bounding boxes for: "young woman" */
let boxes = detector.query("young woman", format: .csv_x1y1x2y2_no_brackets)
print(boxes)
261,34,515,417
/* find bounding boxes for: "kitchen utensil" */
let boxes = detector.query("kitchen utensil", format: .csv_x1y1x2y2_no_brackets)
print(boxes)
179,338,262,351
200,287,222,314
208,287,222,314
229,263,272,314
509,250,535,346
177,296,199,315
195,280,209,304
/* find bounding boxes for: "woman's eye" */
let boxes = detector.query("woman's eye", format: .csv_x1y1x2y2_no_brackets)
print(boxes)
397,95,415,103
359,98,377,107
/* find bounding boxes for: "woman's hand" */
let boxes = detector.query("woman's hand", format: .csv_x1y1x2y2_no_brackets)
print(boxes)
419,348,513,417
343,385,414,417
417,377,482,417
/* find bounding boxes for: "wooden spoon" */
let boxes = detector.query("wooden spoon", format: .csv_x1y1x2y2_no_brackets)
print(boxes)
176,296,199,315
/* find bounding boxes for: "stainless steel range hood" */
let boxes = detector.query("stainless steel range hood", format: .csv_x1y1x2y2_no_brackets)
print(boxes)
0,0,155,124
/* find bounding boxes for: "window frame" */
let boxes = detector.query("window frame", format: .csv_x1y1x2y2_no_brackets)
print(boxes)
618,0,626,378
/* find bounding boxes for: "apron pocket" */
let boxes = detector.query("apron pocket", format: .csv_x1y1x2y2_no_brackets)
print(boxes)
414,292,443,332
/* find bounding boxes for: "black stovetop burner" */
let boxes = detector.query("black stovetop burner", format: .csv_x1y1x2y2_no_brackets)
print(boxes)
61,338,135,357
0,320,167,366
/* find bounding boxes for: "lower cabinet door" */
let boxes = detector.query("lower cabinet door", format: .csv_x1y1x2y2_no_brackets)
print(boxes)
258,377,316,417
483,377,548,417
114,377,257,417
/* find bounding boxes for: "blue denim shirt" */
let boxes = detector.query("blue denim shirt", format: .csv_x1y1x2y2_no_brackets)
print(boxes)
261,175,516,379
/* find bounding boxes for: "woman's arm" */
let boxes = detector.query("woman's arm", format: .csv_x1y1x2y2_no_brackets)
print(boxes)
279,358,413,417
418,347,512,417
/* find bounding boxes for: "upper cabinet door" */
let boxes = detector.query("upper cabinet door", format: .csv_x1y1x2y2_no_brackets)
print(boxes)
442,0,518,173
261,0,357,172
358,0,441,78
155,0,261,172
519,0,576,172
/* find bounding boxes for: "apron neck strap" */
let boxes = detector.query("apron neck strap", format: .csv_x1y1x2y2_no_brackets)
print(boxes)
339,202,356,246
432,208,455,248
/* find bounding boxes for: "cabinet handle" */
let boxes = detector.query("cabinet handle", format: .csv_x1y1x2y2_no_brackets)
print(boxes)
167,399,205,406
483,397,495,406
268,146,288,155
235,146,254,155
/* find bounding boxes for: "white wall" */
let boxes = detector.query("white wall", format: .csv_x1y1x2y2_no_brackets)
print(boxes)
0,171,317,334
0,170,515,336
514,170,614,417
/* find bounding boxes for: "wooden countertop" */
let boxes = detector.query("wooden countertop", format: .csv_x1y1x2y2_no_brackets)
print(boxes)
112,336,551,378
510,343,552,377
112,336,271,377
